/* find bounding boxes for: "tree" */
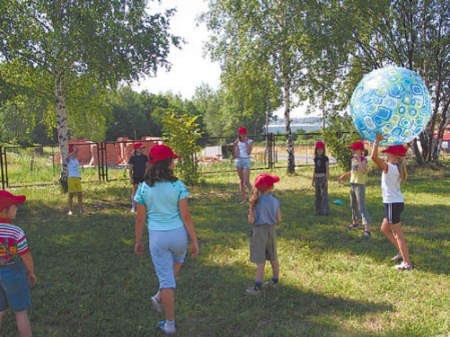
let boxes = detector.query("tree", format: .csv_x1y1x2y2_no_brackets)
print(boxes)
314,0,449,163
163,112,202,185
204,0,318,173
0,0,179,185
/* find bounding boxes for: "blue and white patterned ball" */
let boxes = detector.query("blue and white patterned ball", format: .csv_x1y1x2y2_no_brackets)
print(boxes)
350,66,432,145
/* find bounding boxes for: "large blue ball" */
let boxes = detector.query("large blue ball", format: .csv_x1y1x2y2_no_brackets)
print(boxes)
350,66,432,145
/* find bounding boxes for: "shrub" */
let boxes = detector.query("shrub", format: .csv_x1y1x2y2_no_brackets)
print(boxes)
163,111,202,185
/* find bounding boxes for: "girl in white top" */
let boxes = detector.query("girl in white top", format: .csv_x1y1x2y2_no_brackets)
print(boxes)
371,134,412,270
234,127,253,204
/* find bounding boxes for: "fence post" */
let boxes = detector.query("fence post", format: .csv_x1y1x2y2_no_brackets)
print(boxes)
97,142,106,182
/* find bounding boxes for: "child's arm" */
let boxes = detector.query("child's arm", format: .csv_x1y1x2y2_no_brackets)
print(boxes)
179,199,199,259
325,161,330,182
371,134,388,172
338,171,350,183
134,203,146,255
248,207,255,224
277,209,282,224
247,140,253,155
21,252,37,286
311,172,315,186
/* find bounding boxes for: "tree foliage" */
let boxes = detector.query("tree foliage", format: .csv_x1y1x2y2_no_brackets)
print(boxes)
163,112,202,185
0,0,179,181
203,0,323,173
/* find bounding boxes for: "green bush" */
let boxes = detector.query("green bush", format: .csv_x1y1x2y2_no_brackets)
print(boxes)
163,111,202,185
323,112,360,170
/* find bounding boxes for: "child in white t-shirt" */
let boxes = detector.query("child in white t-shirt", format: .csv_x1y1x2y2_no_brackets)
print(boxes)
371,134,412,270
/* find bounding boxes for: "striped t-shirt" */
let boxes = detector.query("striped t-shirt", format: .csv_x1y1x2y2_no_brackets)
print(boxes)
0,223,29,265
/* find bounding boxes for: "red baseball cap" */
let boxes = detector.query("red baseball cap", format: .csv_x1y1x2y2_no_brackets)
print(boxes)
315,141,325,149
238,127,248,135
133,142,143,149
149,145,180,163
254,174,280,191
0,190,26,211
382,145,407,157
348,141,365,151
68,144,74,153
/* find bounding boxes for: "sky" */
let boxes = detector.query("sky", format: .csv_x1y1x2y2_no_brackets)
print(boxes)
132,0,221,99
132,0,315,118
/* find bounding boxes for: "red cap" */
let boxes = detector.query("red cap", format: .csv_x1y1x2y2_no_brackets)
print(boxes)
238,127,248,135
68,144,74,153
315,141,325,149
133,142,143,149
382,145,407,157
0,190,26,211
149,145,180,164
348,141,365,151
254,174,280,191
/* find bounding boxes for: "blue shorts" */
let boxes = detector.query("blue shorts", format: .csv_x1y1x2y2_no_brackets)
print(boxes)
384,202,404,224
235,158,251,169
149,227,188,289
0,263,31,312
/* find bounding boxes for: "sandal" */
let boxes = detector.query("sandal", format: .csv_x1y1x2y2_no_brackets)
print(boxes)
347,223,359,230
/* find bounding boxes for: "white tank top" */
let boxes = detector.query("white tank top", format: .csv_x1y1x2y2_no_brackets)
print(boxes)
381,162,404,203
237,140,252,159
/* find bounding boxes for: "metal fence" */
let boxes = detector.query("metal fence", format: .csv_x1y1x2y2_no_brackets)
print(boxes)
1,132,330,188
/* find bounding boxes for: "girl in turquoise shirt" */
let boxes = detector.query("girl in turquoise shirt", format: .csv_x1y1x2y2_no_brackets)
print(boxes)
134,145,199,335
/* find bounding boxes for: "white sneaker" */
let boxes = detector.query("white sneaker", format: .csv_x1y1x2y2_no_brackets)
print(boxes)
157,320,176,334
130,207,135,213
245,286,262,295
390,254,403,263
394,262,413,271
67,210,73,216
151,295,162,312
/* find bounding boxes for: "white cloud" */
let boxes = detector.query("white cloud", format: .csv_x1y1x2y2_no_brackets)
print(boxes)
132,0,221,99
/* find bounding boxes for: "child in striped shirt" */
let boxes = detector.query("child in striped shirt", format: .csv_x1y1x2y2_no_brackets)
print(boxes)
0,190,36,337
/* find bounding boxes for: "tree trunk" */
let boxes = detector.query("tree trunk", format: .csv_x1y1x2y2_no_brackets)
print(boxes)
55,73,69,192
283,77,295,174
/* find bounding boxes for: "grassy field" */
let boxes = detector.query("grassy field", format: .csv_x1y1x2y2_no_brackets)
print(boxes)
1,163,449,337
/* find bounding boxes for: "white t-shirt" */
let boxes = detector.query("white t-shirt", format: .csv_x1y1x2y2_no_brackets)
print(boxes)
381,162,404,203
237,140,253,159
67,158,81,178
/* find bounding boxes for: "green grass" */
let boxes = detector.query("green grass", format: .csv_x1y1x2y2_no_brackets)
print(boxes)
2,164,449,337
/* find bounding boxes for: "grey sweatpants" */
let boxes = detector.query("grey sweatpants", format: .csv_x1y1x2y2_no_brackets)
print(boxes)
349,183,370,225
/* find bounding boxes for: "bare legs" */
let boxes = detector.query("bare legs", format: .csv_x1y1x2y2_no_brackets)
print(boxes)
155,262,183,322
380,218,411,264
237,168,252,202
0,310,32,337
255,259,279,283
68,192,84,214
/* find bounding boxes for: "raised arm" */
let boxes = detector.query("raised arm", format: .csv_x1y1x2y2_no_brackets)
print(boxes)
371,134,388,172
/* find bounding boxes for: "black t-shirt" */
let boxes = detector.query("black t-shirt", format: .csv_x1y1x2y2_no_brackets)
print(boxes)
128,154,148,178
314,155,329,174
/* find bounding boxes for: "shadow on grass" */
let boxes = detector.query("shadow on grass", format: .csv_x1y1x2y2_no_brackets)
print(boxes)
189,178,450,275
172,261,396,337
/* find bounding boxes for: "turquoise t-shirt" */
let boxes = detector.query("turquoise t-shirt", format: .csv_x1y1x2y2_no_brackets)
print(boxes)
134,180,189,231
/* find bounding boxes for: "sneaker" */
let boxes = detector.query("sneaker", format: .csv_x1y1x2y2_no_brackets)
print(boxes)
361,230,371,239
151,295,162,313
347,223,359,230
67,210,73,216
157,320,176,335
394,262,413,271
245,286,262,295
390,254,403,263
130,207,136,213
264,279,279,288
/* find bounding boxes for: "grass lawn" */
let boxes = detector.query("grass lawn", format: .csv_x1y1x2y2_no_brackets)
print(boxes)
2,163,449,337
